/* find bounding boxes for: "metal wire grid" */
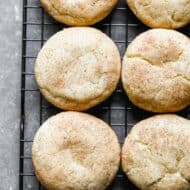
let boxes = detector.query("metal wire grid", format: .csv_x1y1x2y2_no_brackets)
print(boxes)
19,0,190,189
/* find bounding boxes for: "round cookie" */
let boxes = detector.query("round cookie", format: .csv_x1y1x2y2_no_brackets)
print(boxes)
35,27,121,111
40,0,118,26
122,114,190,190
122,29,190,113
32,111,120,190
127,0,190,29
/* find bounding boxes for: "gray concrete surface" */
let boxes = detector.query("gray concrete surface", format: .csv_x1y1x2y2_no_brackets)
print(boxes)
0,0,22,190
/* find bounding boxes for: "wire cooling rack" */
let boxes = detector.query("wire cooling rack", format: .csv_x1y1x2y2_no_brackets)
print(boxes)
20,0,190,189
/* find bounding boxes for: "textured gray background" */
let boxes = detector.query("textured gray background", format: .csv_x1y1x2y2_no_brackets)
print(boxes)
0,0,22,189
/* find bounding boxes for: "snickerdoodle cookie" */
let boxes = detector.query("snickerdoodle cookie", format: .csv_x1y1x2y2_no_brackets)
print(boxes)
122,114,190,190
122,29,190,113
40,0,118,26
35,27,121,111
32,111,120,190
127,0,190,29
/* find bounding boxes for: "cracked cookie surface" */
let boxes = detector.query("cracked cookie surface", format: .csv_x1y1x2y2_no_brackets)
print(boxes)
40,0,118,26
127,0,190,29
122,114,190,190
122,29,190,113
32,111,120,190
35,27,121,111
